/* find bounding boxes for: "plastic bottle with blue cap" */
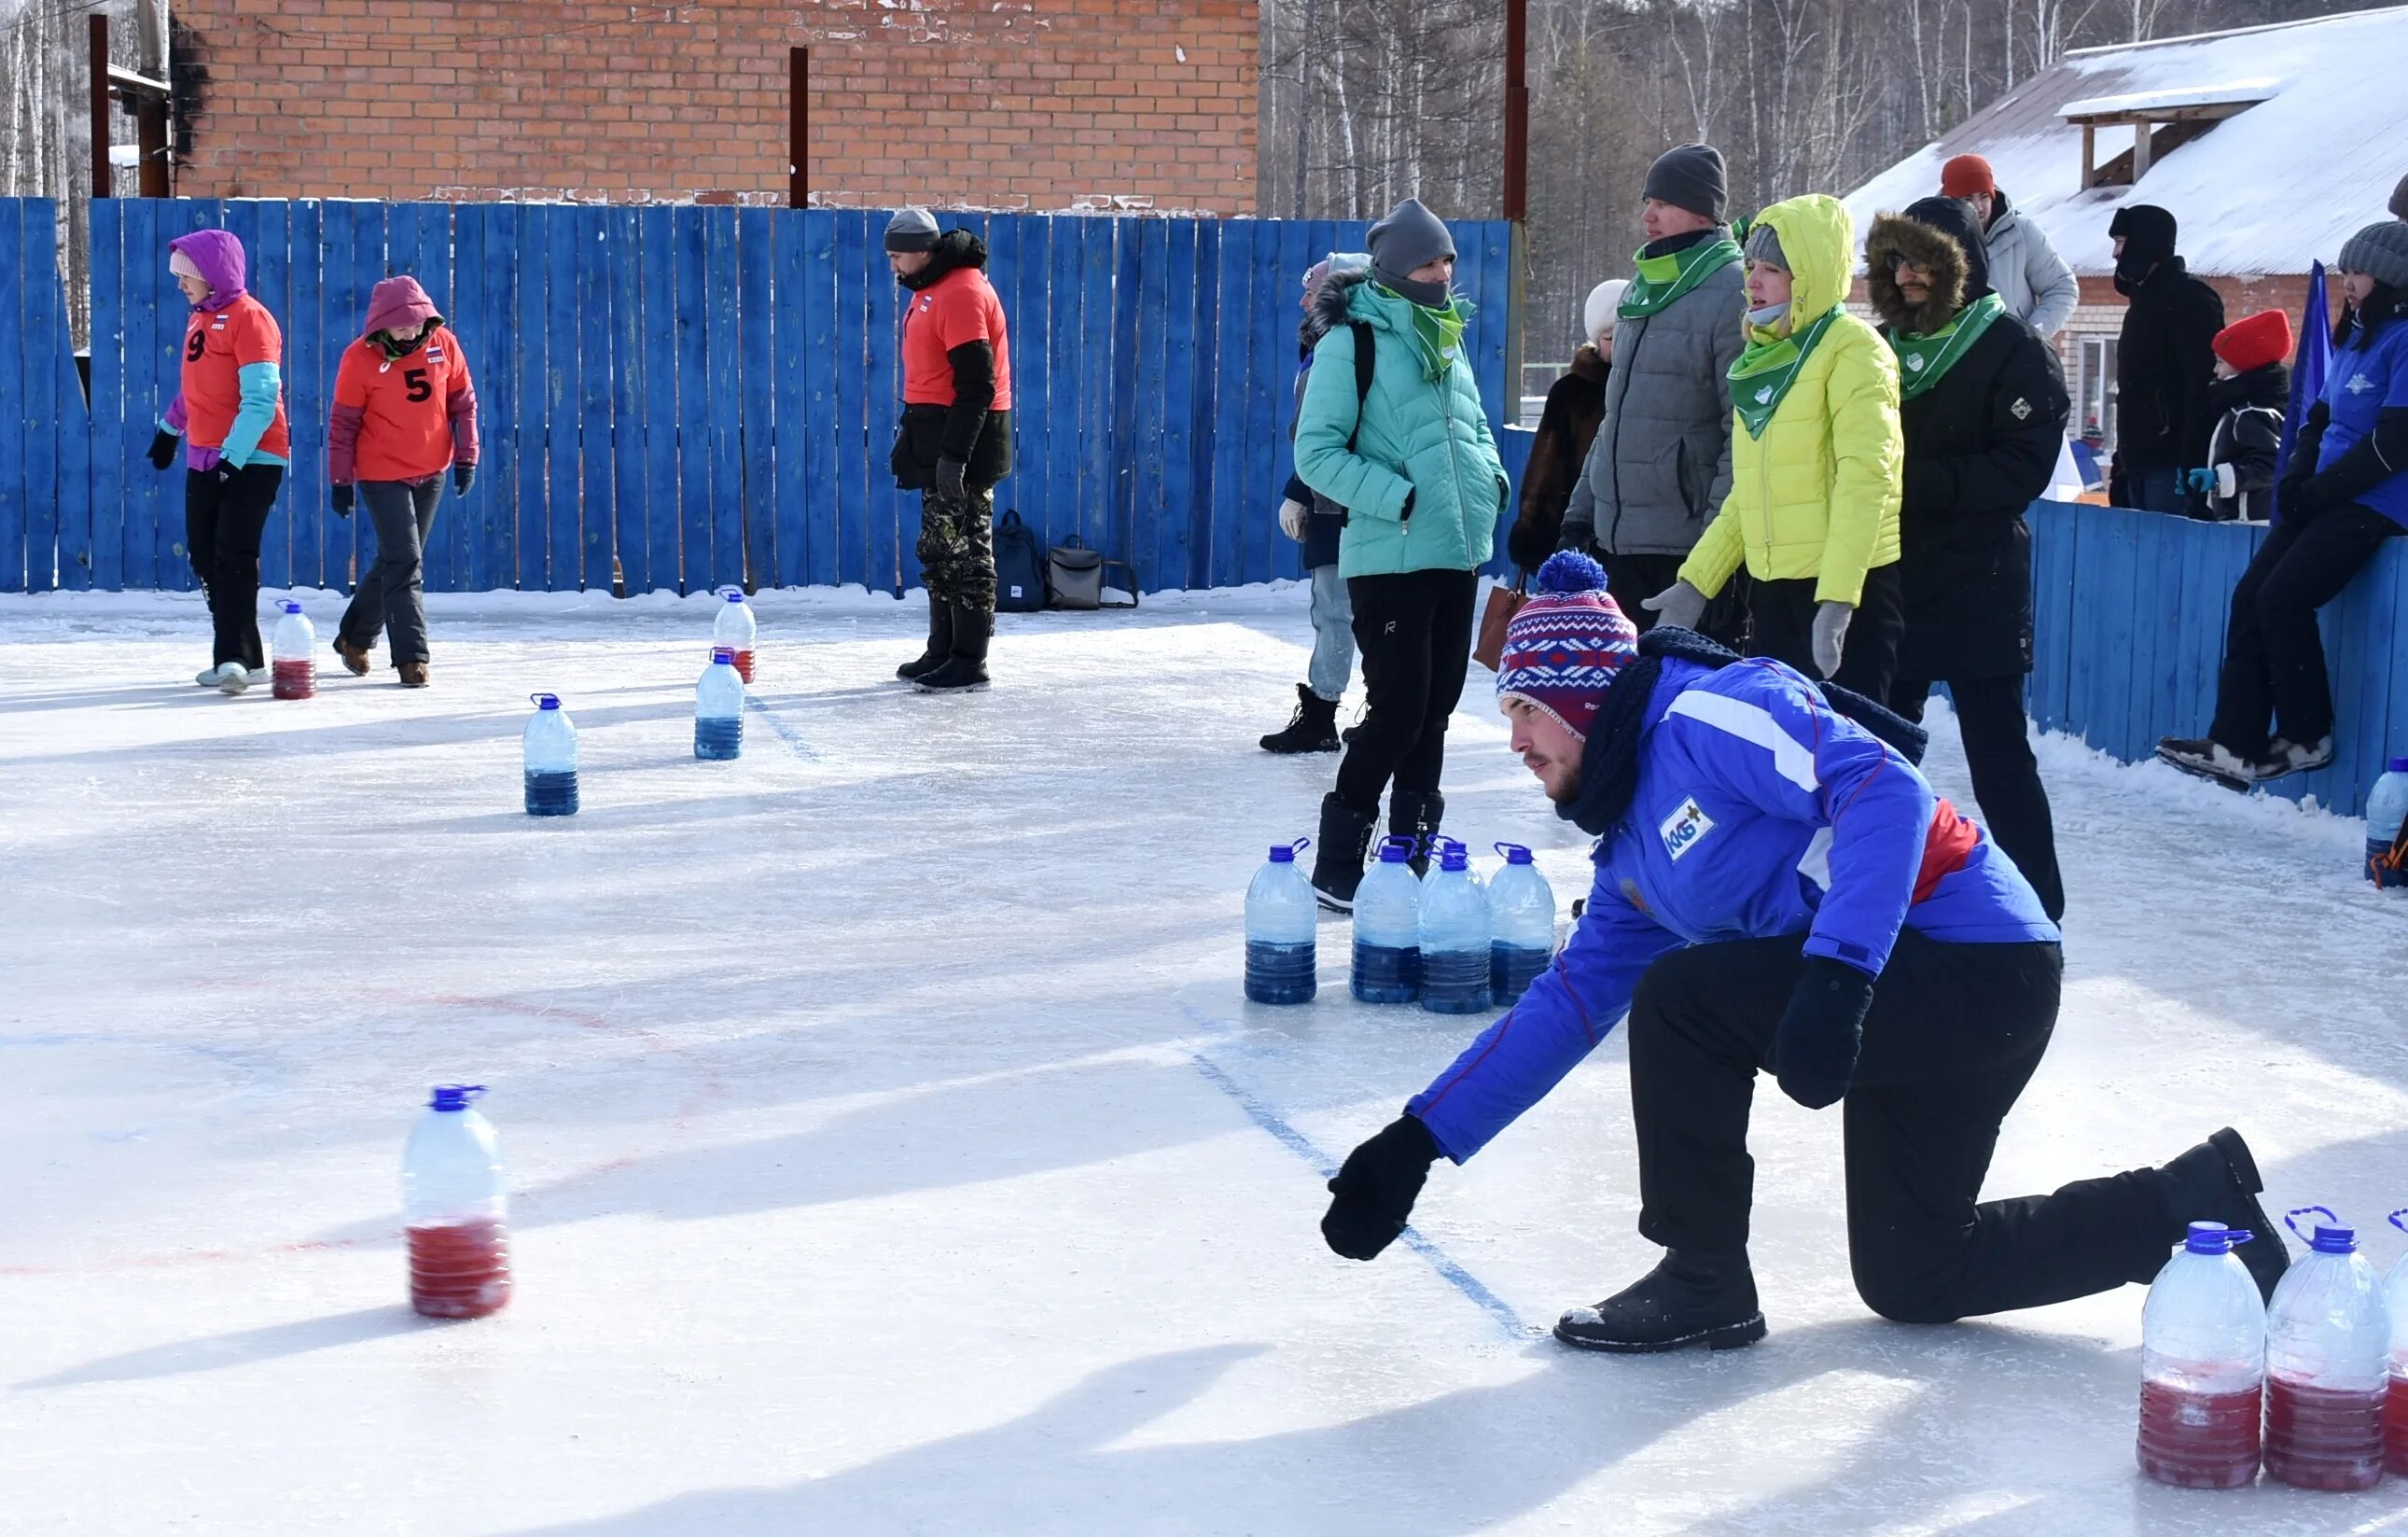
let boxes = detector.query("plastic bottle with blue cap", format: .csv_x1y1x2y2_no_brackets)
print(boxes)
1417,841,1492,1014
714,587,759,683
2137,1222,2266,1488
1245,838,1317,1005
2383,1208,2408,1474
522,693,579,816
695,648,745,760
2367,756,2408,887
1486,843,1556,1006
271,600,315,699
1351,836,1423,1004
2262,1206,2390,1489
403,1084,513,1320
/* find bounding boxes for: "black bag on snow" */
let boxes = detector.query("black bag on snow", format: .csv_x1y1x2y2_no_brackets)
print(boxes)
1043,536,1139,611
994,510,1049,613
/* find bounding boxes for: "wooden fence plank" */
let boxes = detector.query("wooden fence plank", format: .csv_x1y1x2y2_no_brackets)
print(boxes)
830,210,870,590
1007,214,1051,553
796,209,836,590
1207,220,1251,590
639,205,678,595
0,201,25,592
1185,217,1218,591
706,208,744,594
867,209,906,596
738,207,775,592
512,203,550,591
478,204,522,592
21,200,63,592
544,209,581,591
285,200,326,591
124,197,169,591
87,198,125,591
576,206,617,595
608,206,647,597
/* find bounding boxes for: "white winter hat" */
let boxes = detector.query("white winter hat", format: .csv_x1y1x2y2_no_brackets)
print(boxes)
1583,280,1628,344
169,247,204,283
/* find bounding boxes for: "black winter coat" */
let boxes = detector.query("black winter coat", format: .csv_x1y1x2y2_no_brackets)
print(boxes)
1893,315,2072,681
2111,255,2223,480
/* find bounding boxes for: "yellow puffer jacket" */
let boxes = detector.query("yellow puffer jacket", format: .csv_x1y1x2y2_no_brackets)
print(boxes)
1677,194,1903,607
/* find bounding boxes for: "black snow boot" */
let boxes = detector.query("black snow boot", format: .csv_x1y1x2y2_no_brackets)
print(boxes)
1311,792,1378,913
1553,1251,1766,1354
2160,1126,2288,1302
914,605,992,694
1260,684,1342,754
897,603,955,682
1389,788,1445,875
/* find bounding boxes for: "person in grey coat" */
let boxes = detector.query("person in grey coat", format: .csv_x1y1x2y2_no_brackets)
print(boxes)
1557,142,1748,645
1941,156,2076,341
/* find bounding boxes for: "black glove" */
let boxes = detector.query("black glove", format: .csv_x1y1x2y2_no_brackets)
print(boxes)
452,462,477,496
1768,957,1877,1110
1322,1114,1439,1261
2281,472,2331,524
146,428,178,471
331,483,355,519
1399,487,1416,523
214,459,238,485
935,455,968,506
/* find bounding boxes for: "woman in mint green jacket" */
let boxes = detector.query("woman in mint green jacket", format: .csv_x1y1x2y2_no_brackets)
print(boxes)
1294,198,1509,908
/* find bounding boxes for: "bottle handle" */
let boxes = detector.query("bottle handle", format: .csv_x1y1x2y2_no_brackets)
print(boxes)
2283,1204,2338,1240
2390,1208,2408,1236
1494,842,1529,861
1288,837,1311,856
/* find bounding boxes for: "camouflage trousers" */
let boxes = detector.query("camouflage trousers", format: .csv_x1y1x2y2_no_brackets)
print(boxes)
917,485,997,614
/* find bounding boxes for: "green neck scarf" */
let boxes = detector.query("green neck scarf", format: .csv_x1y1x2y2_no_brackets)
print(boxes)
1887,292,2004,400
1728,309,1840,439
1621,237,1741,318
1376,285,1474,381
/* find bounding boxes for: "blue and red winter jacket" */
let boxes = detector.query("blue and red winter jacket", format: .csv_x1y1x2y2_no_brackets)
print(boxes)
1406,655,2058,1162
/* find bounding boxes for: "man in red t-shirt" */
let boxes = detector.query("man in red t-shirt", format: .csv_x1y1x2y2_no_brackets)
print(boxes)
884,207,1014,694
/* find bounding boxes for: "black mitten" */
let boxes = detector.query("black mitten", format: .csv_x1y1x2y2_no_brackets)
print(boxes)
1321,1114,1439,1261
1768,957,1876,1110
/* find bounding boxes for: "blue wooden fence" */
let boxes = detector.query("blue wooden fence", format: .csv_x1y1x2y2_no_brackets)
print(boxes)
0,197,1516,598
2029,500,2408,818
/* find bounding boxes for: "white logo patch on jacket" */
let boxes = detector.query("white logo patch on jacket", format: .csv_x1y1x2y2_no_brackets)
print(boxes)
2348,372,2376,396
1659,797,1716,861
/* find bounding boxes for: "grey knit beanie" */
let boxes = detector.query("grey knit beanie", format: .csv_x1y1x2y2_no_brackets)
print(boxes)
1643,143,1729,224
884,207,940,255
1367,198,1456,300
2391,172,2408,222
2339,220,2408,290
1743,220,1789,272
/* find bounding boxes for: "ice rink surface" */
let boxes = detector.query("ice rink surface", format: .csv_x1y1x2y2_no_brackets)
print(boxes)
3,583,2405,1535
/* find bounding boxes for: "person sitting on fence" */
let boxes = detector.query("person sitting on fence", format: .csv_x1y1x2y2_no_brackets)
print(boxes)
1649,196,1908,699
2158,223,2408,788
2182,310,2292,524
1865,196,2070,924
1504,279,1618,572
327,276,479,690
147,230,291,695
2104,205,2224,516
1262,252,1371,756
1294,197,1509,909
885,207,1014,696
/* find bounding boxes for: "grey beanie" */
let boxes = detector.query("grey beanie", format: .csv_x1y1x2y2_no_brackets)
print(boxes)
1367,198,1455,289
2340,220,2408,289
2391,173,2408,222
1644,143,1729,224
884,207,940,255
1743,220,1788,272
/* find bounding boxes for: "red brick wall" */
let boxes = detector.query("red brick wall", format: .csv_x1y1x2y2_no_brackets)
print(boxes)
170,0,1259,212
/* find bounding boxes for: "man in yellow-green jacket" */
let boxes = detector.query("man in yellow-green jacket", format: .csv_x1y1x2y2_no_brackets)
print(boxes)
1647,194,1906,698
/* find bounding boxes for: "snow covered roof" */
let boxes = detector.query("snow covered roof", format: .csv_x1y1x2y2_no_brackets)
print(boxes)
1844,6,2408,278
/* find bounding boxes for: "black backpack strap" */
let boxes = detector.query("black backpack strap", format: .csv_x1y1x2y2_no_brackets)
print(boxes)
1346,320,1375,454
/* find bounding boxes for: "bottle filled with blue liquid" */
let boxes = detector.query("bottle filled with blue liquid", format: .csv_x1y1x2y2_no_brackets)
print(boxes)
1486,843,1557,1005
1244,838,1317,1005
1419,842,1491,1014
695,647,745,760
2365,756,2408,887
1351,836,1423,1004
522,693,578,816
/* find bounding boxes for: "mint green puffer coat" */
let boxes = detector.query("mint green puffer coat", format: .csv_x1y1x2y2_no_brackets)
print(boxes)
1293,276,1505,580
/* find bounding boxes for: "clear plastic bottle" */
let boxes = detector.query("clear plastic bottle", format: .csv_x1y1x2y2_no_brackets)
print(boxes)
2367,757,2408,887
695,647,745,760
522,692,578,816
402,1084,512,1320
2263,1207,2390,1491
714,587,759,683
1351,836,1422,1004
1418,842,1492,1014
2386,1209,2408,1475
1244,838,1317,1005
2137,1223,2267,1488
1486,843,1557,1006
271,600,315,699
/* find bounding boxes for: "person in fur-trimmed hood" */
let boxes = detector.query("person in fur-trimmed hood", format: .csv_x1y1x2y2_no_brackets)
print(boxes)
1864,196,2069,921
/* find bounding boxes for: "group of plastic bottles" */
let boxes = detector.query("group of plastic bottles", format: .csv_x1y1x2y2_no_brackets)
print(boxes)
2138,1207,2408,1491
1243,838,1557,1013
521,589,759,815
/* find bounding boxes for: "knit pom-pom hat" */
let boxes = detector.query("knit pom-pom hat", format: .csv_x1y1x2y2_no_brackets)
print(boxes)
1496,552,1641,741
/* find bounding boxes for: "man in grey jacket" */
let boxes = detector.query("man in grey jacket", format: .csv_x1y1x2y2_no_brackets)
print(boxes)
1558,142,1747,641
1942,155,2076,340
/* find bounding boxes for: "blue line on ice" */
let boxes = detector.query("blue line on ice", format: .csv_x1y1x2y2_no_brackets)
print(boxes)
742,692,820,759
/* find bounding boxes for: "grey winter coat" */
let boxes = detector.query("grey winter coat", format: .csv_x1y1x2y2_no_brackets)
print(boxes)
1559,250,1745,558
1983,195,2078,340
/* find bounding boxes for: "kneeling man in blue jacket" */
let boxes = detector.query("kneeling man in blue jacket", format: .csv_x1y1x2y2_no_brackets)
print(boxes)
1321,552,2286,1351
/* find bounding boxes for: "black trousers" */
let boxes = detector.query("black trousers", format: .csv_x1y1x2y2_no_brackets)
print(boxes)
1604,551,1749,652
185,463,285,670
1749,563,1905,701
2208,503,2400,758
1335,567,1479,811
1892,676,2066,922
1628,932,2183,1323
340,477,444,665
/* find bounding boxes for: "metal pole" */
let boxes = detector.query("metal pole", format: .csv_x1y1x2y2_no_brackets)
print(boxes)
1502,0,1527,223
90,15,112,199
789,47,809,208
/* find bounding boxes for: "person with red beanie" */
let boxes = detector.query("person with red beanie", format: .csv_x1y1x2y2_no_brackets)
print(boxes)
327,275,479,688
2183,310,2292,522
1938,153,2076,340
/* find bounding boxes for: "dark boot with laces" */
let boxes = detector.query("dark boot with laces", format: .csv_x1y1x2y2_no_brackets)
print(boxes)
1260,684,1341,754
1554,1251,1767,1353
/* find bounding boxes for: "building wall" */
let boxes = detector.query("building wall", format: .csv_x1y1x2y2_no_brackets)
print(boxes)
168,0,1259,212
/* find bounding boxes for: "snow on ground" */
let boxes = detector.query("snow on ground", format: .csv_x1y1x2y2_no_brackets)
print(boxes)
2,584,2405,1535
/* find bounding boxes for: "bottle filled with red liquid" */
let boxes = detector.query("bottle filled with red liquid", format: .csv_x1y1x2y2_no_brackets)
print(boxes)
403,1084,512,1320
2263,1207,2389,1491
714,587,758,683
2385,1209,2408,1475
2137,1223,2266,1488
270,601,315,700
